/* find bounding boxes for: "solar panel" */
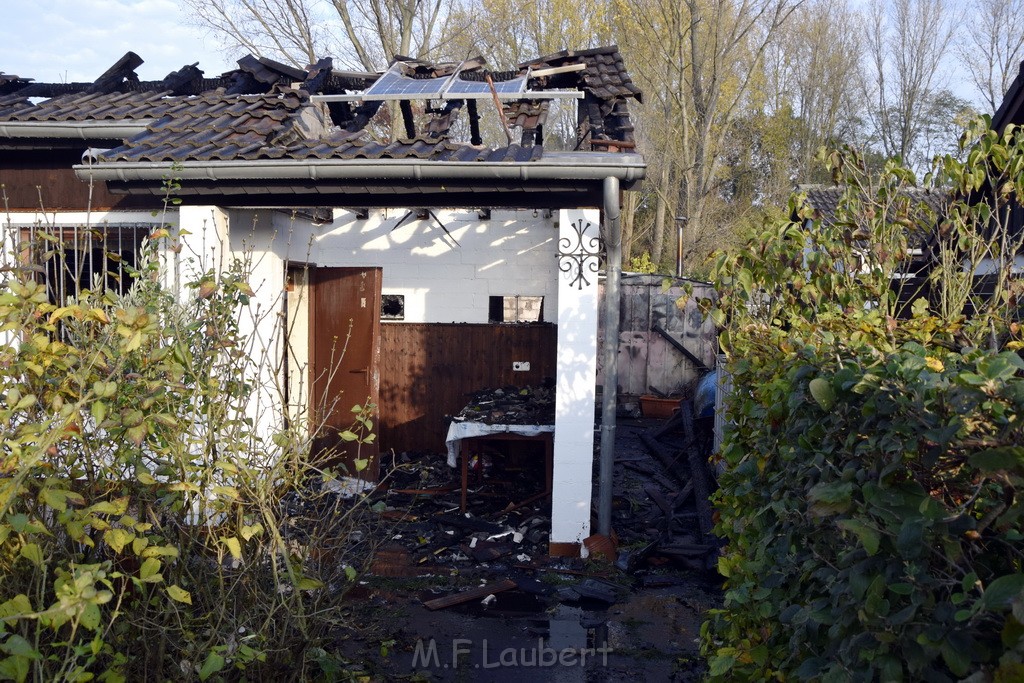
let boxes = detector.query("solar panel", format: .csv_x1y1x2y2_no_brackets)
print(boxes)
442,75,528,99
360,62,454,101
309,61,586,104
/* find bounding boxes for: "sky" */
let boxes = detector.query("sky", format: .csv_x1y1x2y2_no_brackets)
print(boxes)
0,0,239,84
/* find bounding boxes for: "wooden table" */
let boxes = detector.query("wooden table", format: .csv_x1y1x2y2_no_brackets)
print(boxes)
451,426,554,513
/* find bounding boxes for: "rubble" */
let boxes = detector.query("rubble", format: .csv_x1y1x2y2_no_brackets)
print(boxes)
356,399,719,620
449,382,556,425
270,394,722,679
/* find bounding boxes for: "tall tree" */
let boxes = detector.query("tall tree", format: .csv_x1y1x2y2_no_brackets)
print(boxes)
957,0,1024,112
861,0,957,170
180,0,462,70
618,0,800,270
758,0,862,186
448,0,610,66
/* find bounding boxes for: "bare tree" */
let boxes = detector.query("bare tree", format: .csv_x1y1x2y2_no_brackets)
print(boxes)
957,0,1024,112
678,0,801,268
180,0,461,70
862,0,957,169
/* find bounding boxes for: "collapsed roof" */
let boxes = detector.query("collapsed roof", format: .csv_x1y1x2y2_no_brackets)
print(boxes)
0,48,644,208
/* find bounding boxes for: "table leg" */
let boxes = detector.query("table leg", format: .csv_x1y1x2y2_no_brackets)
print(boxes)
461,439,469,513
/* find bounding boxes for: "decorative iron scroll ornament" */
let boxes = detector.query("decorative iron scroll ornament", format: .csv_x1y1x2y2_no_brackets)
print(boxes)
557,219,604,289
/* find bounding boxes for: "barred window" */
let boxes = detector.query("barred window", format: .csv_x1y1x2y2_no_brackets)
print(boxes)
20,224,150,304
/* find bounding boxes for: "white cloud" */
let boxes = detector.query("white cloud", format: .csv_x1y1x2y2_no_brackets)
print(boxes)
1,0,239,82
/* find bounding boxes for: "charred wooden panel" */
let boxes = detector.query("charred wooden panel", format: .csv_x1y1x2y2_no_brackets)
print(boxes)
379,323,557,453
0,151,156,211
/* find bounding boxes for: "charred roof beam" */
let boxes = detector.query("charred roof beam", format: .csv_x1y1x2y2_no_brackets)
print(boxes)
87,51,144,94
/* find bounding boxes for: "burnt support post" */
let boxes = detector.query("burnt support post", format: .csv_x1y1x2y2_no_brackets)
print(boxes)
598,176,621,537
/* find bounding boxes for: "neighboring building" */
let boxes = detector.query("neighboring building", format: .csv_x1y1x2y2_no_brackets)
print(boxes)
0,47,644,554
795,184,949,317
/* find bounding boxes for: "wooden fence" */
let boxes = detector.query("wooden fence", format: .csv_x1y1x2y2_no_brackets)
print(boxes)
378,322,557,453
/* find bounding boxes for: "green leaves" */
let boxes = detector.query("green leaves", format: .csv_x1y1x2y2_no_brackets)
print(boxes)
199,651,225,681
708,178,1024,682
1,221,378,682
220,536,242,562
166,585,192,605
807,481,853,517
138,558,162,583
837,519,880,555
102,529,135,555
969,447,1024,474
808,377,835,410
981,574,1024,611
19,543,43,568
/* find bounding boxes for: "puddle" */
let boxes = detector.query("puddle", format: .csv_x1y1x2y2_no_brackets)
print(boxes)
343,580,711,681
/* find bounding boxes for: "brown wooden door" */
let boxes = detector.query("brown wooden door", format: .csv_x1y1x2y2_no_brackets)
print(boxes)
310,267,382,480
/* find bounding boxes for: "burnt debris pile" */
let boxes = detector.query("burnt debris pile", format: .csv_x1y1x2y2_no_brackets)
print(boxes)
450,381,556,426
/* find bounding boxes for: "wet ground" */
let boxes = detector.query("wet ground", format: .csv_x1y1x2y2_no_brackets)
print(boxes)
335,416,723,681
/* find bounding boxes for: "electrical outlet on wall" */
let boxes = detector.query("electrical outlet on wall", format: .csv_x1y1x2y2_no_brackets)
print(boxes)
513,361,531,372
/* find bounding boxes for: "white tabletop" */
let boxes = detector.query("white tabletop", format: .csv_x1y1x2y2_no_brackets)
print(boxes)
445,421,555,467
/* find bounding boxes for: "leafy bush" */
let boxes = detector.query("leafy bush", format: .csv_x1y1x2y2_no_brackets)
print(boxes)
702,119,1024,682
1,228,381,680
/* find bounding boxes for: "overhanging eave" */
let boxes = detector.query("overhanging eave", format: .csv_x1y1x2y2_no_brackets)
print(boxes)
75,153,643,193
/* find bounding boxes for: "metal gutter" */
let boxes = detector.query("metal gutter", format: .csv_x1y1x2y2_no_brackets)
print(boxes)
73,153,646,184
597,175,621,537
0,120,153,140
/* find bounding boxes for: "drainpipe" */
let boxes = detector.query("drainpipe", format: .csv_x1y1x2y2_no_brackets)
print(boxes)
598,176,621,537
675,215,687,277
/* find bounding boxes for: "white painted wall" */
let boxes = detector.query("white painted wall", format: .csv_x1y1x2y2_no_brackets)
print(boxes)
272,208,560,323
173,206,562,445
285,266,311,430
551,209,601,547
0,212,18,349
173,206,288,442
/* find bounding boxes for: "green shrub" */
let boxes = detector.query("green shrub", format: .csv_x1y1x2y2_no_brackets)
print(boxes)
0,230,380,680
702,119,1024,682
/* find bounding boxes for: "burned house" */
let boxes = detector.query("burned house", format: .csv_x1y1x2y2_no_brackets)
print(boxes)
0,48,644,554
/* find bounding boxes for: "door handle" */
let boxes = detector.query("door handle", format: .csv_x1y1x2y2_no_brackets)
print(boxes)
349,367,369,385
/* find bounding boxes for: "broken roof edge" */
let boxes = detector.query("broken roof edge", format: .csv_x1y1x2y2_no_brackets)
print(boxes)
73,151,646,184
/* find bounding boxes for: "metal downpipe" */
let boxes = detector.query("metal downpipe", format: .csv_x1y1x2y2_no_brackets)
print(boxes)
598,176,621,537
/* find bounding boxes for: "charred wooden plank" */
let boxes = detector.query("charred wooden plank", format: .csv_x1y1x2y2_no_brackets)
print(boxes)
644,483,674,518
422,579,517,610
688,447,715,541
640,432,686,485
651,323,709,372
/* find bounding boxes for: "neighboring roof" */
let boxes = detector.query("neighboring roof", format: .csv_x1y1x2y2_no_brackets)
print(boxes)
1,47,644,206
797,185,948,222
993,61,1024,132
796,184,949,247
